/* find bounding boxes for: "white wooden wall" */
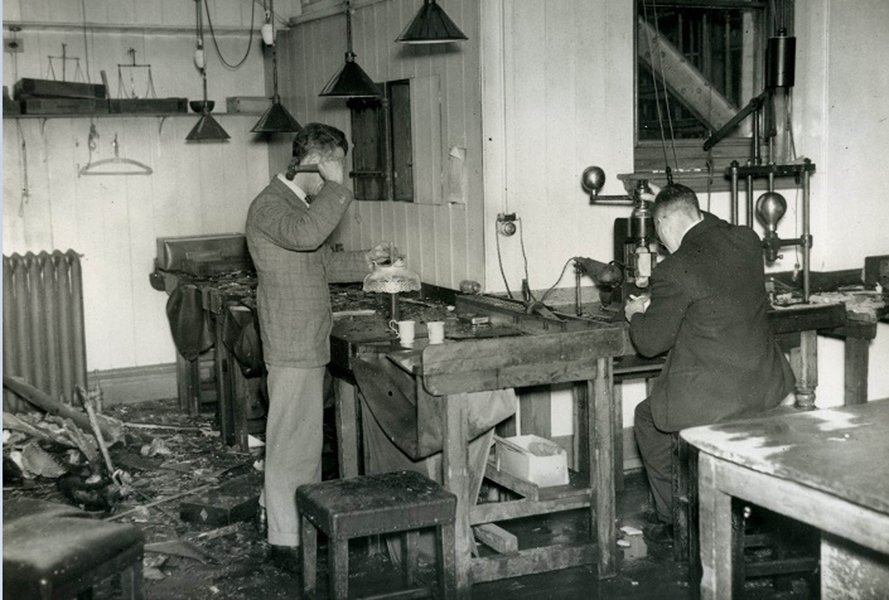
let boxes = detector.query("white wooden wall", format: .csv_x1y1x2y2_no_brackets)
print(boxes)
2,0,278,371
277,0,485,290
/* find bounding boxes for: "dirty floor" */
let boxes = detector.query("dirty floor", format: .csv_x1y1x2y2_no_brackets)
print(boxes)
3,398,818,599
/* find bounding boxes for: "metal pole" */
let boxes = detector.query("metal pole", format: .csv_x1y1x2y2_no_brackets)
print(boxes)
729,161,739,225
802,162,811,302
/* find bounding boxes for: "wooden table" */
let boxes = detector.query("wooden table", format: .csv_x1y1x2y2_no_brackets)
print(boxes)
331,315,627,597
681,399,889,599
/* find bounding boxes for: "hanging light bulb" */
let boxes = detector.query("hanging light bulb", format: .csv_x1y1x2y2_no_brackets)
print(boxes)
187,0,230,142
319,0,381,97
261,3,275,46
252,0,301,134
396,0,467,44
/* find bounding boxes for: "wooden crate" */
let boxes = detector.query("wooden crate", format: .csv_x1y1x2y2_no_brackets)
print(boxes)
225,96,272,115
14,78,107,100
21,97,109,115
109,98,188,114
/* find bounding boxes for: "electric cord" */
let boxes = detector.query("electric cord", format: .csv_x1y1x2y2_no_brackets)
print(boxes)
204,0,257,69
517,218,536,302
538,258,575,305
80,0,92,82
495,221,514,299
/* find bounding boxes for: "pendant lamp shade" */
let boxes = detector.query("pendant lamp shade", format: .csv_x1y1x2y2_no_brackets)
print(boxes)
319,0,381,98
320,52,381,97
251,0,301,133
187,112,231,141
252,100,301,133
396,0,467,44
187,0,230,142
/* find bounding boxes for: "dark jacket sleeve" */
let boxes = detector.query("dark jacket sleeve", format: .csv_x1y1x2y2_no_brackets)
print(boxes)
248,181,352,251
629,261,689,357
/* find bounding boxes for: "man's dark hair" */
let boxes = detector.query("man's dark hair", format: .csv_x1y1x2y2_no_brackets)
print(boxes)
653,183,701,220
291,123,349,163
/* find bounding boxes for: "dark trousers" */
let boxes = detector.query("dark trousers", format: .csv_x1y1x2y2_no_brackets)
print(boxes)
634,398,673,523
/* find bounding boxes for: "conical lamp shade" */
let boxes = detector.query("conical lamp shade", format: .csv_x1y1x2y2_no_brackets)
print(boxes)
186,113,231,142
319,53,381,97
252,101,302,133
396,0,467,44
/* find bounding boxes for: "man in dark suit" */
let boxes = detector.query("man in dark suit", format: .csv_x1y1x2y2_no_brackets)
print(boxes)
625,183,795,539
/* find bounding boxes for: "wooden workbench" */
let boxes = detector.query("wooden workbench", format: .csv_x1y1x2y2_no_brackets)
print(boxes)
330,311,628,595
682,399,889,599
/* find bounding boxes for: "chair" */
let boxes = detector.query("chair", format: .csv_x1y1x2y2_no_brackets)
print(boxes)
3,498,145,599
297,470,457,599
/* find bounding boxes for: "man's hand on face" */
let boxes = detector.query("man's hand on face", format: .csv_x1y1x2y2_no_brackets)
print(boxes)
317,156,344,186
624,294,651,322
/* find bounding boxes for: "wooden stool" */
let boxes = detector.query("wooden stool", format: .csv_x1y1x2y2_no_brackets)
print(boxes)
297,470,457,599
3,499,145,599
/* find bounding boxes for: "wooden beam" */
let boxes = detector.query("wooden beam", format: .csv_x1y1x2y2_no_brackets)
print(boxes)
637,17,739,132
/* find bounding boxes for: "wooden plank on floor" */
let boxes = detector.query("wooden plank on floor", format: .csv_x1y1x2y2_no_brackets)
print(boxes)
470,543,595,583
473,523,519,554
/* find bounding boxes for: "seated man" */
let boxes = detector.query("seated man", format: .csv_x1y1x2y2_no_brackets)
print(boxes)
624,183,794,541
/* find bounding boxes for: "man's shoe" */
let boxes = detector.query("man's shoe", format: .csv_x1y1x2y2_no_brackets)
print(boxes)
642,522,674,544
267,545,301,574
642,508,662,525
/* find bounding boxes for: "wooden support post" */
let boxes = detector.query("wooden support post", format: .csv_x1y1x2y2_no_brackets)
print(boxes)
519,384,551,437
698,453,735,600
792,330,818,410
592,357,617,579
442,392,472,598
212,313,233,446
334,379,360,478
844,336,870,405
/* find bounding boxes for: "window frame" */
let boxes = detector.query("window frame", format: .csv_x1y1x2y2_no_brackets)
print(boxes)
633,0,779,192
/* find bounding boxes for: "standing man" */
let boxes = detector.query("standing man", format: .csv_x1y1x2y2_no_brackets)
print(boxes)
625,183,794,540
246,123,392,570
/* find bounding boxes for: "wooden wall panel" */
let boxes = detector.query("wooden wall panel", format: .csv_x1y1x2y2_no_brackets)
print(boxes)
278,0,484,290
2,0,272,373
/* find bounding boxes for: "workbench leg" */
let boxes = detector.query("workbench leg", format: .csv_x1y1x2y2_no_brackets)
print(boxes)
792,330,818,410
334,379,360,478
698,453,735,600
591,357,617,579
613,377,623,492
176,352,201,415
229,362,250,452
442,393,472,598
213,315,233,446
844,336,869,406
821,532,889,598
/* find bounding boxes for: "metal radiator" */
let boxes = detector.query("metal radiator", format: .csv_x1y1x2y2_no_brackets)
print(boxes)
2,250,87,411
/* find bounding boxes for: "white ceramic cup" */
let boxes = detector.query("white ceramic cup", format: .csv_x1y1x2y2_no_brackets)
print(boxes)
389,319,416,346
427,321,445,344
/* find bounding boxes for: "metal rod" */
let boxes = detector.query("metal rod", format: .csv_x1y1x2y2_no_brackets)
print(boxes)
575,267,582,316
729,161,739,225
802,163,811,302
746,174,754,227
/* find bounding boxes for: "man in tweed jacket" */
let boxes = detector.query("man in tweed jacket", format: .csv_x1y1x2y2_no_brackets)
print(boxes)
625,184,795,540
246,123,391,568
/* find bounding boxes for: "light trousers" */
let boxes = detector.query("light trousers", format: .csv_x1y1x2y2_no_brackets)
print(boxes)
263,364,325,547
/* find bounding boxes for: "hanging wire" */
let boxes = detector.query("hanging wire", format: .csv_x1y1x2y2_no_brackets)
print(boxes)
203,0,257,69
641,0,671,174
494,221,514,299
16,120,31,217
517,218,536,301
538,258,574,304
648,0,681,176
80,0,92,82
